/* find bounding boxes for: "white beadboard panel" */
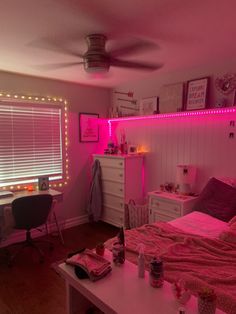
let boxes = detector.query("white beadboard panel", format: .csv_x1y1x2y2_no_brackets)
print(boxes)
113,112,236,195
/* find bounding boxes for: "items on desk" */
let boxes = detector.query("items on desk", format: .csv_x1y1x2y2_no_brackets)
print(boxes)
66,248,112,282
112,227,125,265
38,176,49,191
0,191,14,198
27,185,34,192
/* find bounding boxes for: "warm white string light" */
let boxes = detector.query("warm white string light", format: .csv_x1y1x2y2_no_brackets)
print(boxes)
0,92,69,190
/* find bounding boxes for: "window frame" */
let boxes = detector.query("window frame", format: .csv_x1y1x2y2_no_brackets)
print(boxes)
0,93,69,190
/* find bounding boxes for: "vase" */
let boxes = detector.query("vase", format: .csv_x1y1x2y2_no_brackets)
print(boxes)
198,298,216,314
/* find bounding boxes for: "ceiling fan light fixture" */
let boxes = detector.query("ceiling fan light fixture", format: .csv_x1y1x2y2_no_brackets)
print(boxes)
84,61,110,73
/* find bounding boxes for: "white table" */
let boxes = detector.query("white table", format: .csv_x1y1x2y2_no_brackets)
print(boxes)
57,250,225,314
0,189,64,244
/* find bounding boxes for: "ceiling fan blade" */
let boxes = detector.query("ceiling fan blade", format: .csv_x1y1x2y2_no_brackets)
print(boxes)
34,62,84,71
110,58,163,71
109,40,159,58
28,37,84,58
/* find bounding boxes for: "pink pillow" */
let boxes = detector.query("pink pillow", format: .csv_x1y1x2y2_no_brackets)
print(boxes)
229,216,236,226
192,177,236,222
219,230,236,243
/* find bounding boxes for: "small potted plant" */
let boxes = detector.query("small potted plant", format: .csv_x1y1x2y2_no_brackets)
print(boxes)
95,243,105,256
198,287,217,314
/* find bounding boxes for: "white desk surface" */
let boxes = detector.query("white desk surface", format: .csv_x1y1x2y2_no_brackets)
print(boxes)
58,250,225,314
0,189,62,207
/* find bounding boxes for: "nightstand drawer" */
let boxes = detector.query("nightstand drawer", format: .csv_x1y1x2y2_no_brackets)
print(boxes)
150,198,181,215
101,167,124,182
151,211,178,223
94,157,124,169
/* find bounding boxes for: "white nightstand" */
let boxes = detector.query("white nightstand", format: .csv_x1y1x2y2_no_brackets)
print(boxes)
148,191,198,223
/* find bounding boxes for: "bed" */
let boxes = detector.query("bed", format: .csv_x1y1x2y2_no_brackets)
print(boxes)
105,178,236,314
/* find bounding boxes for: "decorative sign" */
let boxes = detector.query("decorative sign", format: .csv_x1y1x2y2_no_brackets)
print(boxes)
186,77,209,110
79,113,99,142
159,83,184,113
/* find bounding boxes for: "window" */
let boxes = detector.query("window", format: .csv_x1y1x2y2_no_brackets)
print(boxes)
0,98,66,188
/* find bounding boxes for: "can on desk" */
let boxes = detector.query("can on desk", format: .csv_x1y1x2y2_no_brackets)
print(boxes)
149,257,164,288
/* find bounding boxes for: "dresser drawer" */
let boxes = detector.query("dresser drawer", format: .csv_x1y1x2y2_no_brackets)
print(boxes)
103,193,125,211
94,157,124,169
149,197,181,215
102,206,124,227
102,181,124,197
101,167,124,182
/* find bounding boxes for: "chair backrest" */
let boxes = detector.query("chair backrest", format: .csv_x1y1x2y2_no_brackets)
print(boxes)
12,194,53,230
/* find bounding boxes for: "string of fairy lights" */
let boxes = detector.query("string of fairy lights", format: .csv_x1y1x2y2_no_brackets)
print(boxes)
0,92,69,191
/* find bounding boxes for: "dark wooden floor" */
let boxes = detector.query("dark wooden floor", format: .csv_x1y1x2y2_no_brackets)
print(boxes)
0,222,118,314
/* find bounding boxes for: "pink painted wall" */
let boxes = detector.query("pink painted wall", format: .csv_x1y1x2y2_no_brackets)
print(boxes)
112,111,236,195
0,70,110,222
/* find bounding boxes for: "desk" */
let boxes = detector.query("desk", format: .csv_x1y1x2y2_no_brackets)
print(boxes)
0,189,64,245
57,250,225,314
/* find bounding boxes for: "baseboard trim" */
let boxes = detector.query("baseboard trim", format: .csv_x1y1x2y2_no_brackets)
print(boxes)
0,214,89,248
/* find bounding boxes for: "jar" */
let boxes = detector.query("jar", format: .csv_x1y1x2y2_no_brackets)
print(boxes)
112,242,125,265
149,257,163,288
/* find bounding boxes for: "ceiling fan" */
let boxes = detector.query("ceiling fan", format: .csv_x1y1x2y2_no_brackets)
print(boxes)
34,34,163,74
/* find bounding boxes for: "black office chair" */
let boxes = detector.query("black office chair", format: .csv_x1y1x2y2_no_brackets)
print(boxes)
9,194,54,265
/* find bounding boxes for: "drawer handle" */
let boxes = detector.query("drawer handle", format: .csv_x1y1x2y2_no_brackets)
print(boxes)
119,188,123,192
154,201,160,206
119,174,123,177
119,162,123,166
120,203,123,207
174,208,178,212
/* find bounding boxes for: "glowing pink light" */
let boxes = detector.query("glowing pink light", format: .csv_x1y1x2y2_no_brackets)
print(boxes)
108,107,236,124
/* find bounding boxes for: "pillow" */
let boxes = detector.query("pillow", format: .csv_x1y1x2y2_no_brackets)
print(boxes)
192,177,236,222
215,177,236,187
219,230,236,244
228,215,236,226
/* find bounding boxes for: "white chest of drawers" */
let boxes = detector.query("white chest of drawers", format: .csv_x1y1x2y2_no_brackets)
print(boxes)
93,154,143,227
148,191,198,223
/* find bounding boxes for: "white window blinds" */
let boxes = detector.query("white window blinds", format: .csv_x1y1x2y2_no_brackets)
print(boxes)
0,101,63,187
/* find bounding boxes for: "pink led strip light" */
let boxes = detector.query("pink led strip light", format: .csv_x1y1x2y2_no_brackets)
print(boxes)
108,107,236,123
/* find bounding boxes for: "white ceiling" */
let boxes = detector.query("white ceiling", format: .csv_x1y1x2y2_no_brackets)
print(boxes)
0,0,236,88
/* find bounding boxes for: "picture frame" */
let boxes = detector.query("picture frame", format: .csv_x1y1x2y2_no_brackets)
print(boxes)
38,176,49,191
128,144,138,154
159,83,184,113
186,77,209,110
140,97,159,116
79,113,99,142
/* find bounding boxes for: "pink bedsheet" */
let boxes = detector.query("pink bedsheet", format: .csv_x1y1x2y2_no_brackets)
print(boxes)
105,222,236,314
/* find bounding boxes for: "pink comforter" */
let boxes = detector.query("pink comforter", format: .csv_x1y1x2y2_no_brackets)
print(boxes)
105,222,236,314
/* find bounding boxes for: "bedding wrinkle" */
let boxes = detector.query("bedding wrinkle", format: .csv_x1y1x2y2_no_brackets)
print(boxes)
105,222,236,314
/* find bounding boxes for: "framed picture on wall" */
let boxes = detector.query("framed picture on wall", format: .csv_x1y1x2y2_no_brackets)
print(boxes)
79,113,99,142
159,83,184,113
139,97,159,115
186,77,209,110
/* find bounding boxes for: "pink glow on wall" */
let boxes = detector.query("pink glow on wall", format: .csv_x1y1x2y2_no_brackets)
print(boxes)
106,107,236,195
108,107,236,124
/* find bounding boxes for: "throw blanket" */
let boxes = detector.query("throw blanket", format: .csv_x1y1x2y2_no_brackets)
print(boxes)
66,248,111,281
105,222,236,314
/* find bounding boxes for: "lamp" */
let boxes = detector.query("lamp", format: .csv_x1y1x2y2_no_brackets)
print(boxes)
176,165,196,195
